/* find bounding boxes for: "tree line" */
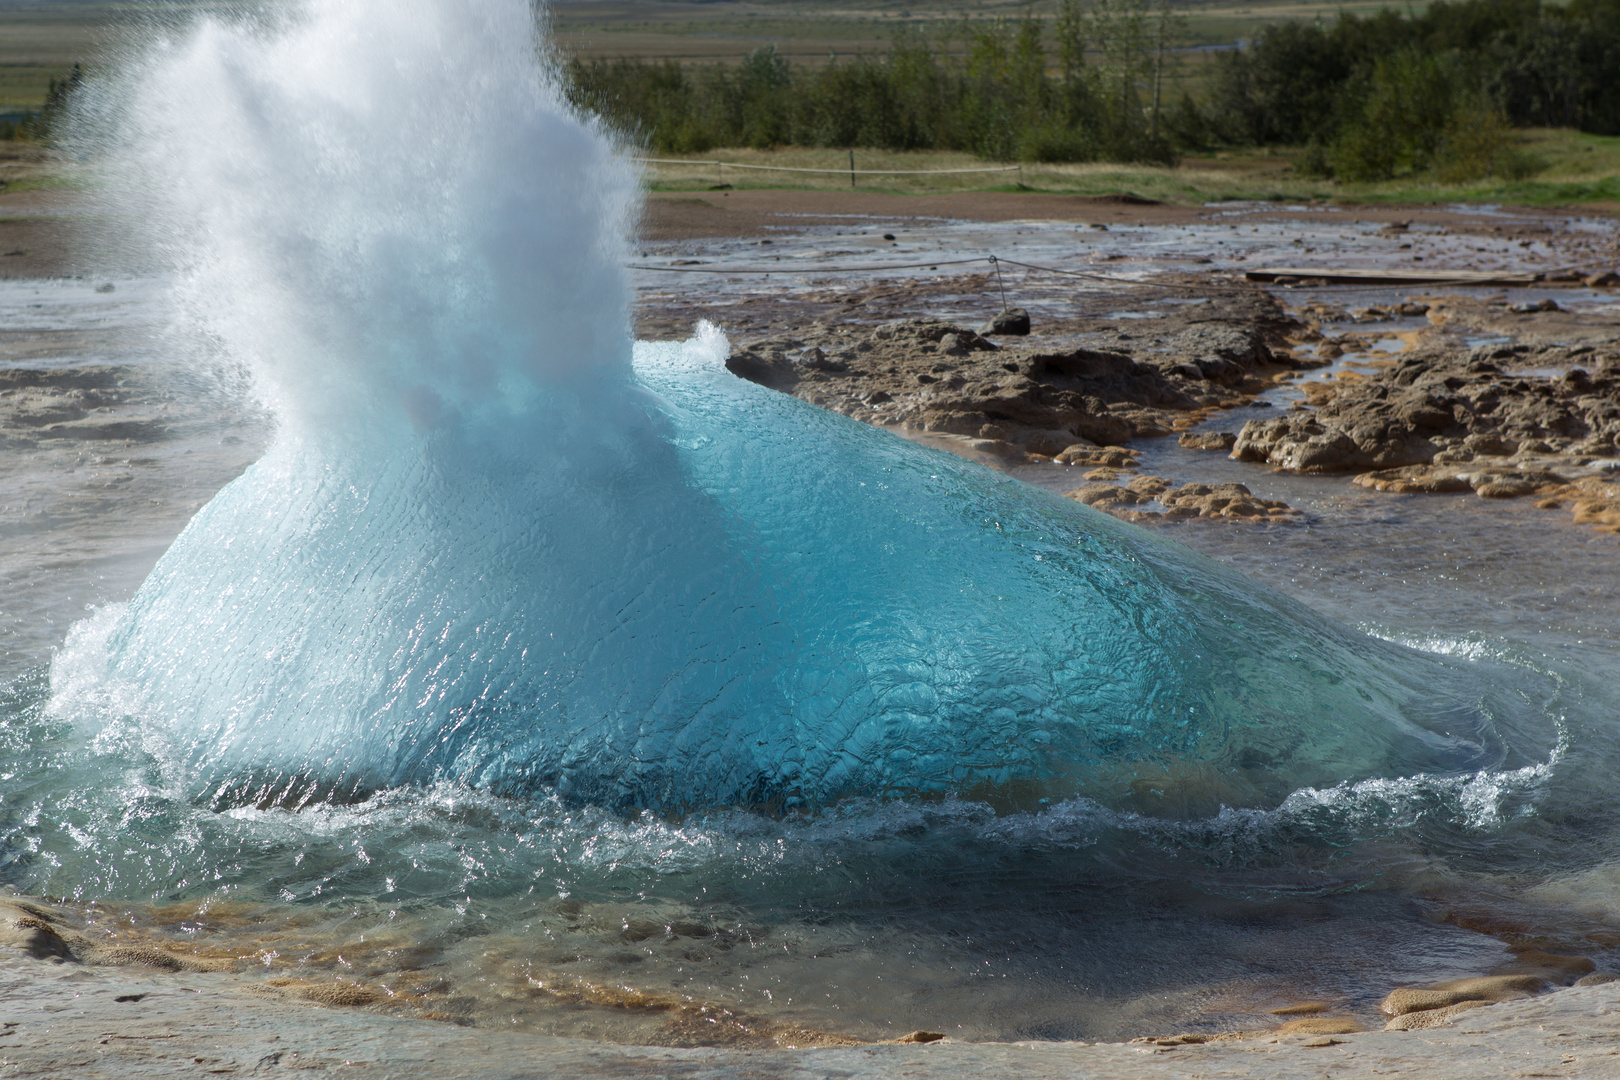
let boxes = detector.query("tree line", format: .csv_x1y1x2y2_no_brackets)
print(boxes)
0,64,81,141
567,0,1185,167
566,0,1620,182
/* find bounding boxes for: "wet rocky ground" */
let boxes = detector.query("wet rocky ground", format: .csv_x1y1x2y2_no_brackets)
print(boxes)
7,188,1620,1072
9,890,1620,1078
5,887,1620,1052
714,274,1620,535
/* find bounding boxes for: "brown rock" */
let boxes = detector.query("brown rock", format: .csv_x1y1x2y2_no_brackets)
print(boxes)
978,308,1030,336
1475,478,1540,498
1574,972,1620,987
1056,445,1137,468
300,983,383,1007
1,906,73,961
964,438,1025,460
1178,431,1237,451
1381,988,1478,1016
1468,470,1563,498
1231,415,1435,473
1277,1017,1363,1035
1353,466,1472,494
1384,999,1494,1031
1155,481,1297,522
1125,475,1174,498
1269,1002,1329,1016
1465,432,1518,456
892,1031,945,1044
1064,484,1126,507
1505,950,1596,980
1018,427,1088,456
1430,974,1547,997
1131,1034,1213,1046
1380,974,1544,1018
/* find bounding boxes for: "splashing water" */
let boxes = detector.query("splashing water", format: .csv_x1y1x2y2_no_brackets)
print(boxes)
12,0,1619,1045
53,0,1557,817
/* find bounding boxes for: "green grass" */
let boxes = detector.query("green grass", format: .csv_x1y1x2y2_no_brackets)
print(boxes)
0,171,79,193
638,130,1620,208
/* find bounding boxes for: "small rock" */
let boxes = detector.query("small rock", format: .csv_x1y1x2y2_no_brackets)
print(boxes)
1353,467,1473,494
1,905,73,961
1065,483,1134,507
1505,950,1596,979
1019,428,1085,456
1575,972,1620,987
1178,431,1237,452
892,1031,944,1044
297,982,383,1007
795,346,847,373
1384,1000,1494,1031
1382,974,1545,1017
1477,476,1535,498
1131,1034,1212,1046
1125,475,1174,498
965,438,1025,459
937,333,968,357
978,308,1031,336
1470,471,1559,499
1301,1036,1343,1047
1279,1017,1363,1035
1464,433,1518,457
1269,1002,1329,1016
1583,270,1619,287
1056,445,1137,469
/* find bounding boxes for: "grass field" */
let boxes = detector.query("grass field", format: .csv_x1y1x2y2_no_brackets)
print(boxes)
4,0,1617,211
638,130,1620,209
548,0,1415,61
0,0,1453,110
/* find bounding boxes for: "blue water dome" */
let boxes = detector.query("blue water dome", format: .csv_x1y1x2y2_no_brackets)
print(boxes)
100,326,1521,815
80,0,1533,818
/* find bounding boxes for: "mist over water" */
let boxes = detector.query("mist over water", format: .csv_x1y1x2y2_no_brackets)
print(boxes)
4,0,1620,1045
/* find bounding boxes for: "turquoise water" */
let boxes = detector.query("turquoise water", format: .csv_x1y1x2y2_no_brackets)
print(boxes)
3,0,1619,1046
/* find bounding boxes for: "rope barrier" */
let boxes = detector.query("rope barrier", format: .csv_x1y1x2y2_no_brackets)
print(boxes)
635,157,1022,177
628,253,1220,292
630,253,1543,294
629,256,989,274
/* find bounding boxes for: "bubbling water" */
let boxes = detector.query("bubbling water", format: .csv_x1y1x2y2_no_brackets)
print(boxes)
61,0,1555,816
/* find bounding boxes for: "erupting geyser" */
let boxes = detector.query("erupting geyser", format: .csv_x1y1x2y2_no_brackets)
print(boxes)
76,0,1533,813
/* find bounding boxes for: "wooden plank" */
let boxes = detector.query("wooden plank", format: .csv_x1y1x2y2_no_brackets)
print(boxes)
1245,267,1539,286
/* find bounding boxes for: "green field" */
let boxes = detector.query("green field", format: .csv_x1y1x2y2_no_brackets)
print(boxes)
0,0,1447,109
5,0,1615,210
633,129,1620,208
548,0,1426,61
